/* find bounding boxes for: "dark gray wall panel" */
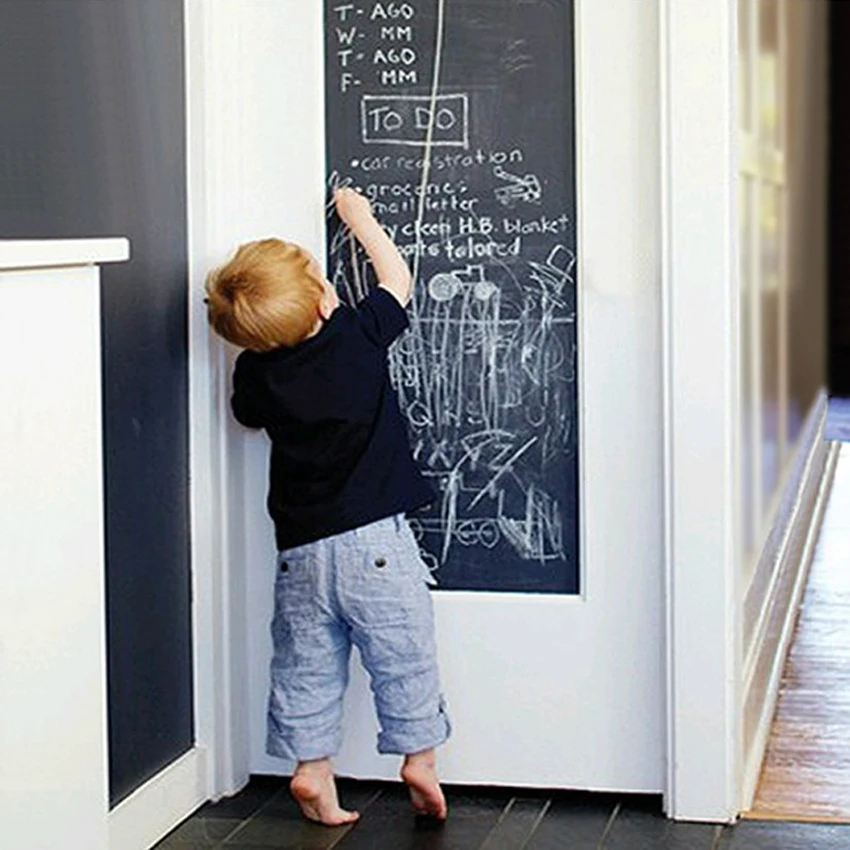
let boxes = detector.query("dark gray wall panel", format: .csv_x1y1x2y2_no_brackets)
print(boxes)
0,0,192,805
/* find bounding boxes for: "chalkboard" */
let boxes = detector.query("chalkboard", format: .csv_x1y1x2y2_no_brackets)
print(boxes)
325,0,578,593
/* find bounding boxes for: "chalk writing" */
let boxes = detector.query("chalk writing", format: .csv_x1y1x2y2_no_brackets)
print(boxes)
361,94,469,146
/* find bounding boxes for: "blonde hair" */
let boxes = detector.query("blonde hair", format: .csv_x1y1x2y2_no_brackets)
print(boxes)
205,238,326,351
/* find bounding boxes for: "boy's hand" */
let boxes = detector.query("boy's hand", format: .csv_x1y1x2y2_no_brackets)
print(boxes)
334,186,412,306
334,187,374,229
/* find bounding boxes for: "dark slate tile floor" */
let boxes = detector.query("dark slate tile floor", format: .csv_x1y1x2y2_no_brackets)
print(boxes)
152,777,850,850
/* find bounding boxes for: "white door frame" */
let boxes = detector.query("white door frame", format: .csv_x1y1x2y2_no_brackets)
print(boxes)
185,0,253,802
660,0,741,823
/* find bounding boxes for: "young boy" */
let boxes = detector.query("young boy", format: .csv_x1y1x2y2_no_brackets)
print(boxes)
205,188,450,826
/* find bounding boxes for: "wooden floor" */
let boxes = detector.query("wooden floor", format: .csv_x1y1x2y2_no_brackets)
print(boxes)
751,441,850,821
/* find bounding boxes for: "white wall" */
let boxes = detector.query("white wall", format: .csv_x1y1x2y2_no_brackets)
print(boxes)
737,0,829,576
187,0,331,788
735,0,830,806
232,0,333,780
783,1,828,444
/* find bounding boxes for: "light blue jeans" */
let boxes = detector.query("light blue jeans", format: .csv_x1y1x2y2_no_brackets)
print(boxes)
267,514,451,762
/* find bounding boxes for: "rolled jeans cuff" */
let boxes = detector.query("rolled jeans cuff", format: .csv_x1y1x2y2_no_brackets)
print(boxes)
377,697,452,755
266,719,343,763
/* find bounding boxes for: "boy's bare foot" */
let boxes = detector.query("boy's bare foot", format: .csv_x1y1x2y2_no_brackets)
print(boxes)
290,759,360,826
401,749,447,820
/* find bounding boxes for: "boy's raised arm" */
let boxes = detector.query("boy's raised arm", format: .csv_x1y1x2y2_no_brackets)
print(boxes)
334,187,412,306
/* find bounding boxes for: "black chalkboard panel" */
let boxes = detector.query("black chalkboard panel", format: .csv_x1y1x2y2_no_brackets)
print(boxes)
325,0,578,593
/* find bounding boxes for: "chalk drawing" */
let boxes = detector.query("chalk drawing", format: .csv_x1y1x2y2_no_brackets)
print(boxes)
328,205,575,572
493,165,543,207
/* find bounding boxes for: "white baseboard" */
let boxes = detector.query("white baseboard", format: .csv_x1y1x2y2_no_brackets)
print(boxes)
740,396,838,810
108,747,208,850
